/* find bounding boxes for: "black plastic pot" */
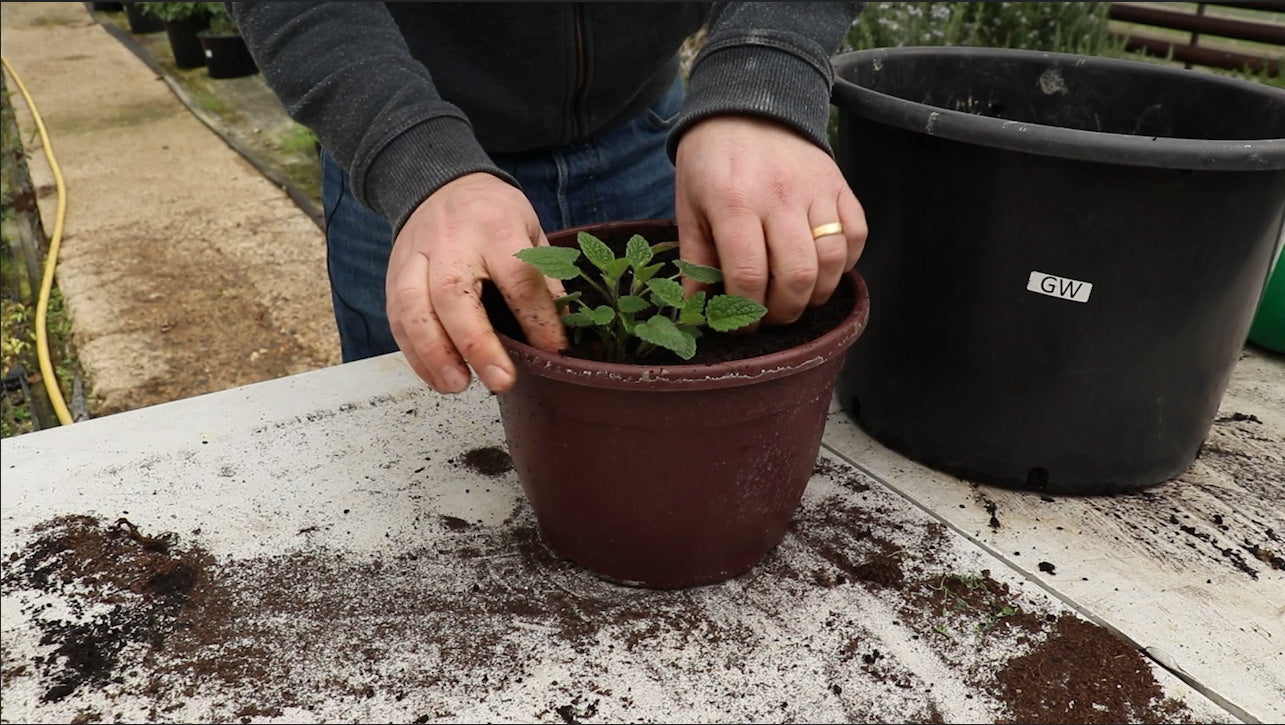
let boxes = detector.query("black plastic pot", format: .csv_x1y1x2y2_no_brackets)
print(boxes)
198,32,258,79
90,2,123,11
165,17,211,69
122,2,163,34
831,47,1285,494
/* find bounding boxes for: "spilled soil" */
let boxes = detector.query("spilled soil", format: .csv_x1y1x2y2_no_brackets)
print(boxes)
2,455,1206,724
450,445,514,478
793,460,1195,725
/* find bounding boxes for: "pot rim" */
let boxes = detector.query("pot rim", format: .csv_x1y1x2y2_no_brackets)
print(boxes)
831,46,1285,171
497,230,871,392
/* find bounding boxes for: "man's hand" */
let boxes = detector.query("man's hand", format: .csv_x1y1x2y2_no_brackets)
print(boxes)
674,115,867,327
386,172,567,394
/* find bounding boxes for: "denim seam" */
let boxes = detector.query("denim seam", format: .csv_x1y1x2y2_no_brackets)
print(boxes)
586,141,602,224
552,148,571,230
321,154,344,232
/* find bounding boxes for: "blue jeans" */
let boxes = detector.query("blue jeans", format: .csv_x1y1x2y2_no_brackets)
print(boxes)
322,78,683,362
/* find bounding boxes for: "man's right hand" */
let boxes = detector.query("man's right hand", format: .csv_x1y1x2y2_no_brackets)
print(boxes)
385,172,568,395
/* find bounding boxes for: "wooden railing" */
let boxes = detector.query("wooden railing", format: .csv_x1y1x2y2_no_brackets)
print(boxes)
1108,2,1285,77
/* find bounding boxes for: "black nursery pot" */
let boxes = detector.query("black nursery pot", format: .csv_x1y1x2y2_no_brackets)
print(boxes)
198,32,258,79
165,17,211,69
831,46,1285,495
122,2,163,34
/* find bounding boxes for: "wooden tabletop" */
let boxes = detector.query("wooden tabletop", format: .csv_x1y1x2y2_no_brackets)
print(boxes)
2,349,1281,724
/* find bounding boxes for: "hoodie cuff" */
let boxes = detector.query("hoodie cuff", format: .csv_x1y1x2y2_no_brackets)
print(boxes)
667,32,837,160
359,115,519,236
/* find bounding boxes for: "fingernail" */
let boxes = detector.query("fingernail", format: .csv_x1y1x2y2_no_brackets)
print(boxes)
441,366,471,392
482,365,515,393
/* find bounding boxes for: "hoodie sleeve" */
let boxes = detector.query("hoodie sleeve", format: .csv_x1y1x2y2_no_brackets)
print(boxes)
227,2,516,235
667,2,865,159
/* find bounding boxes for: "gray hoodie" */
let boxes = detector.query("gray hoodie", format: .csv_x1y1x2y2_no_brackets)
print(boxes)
229,2,864,234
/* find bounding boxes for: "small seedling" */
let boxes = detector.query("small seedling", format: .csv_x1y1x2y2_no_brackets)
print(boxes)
946,572,988,591
980,603,1021,632
929,571,1023,634
515,231,767,362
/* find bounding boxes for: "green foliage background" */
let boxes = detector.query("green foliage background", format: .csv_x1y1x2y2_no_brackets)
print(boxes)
844,2,1121,56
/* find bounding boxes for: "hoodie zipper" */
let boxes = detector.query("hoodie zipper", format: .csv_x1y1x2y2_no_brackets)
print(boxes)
569,2,587,141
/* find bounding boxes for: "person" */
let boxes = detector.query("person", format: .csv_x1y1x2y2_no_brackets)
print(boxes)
229,2,868,395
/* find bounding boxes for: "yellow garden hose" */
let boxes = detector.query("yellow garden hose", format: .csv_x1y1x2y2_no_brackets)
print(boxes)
2,54,74,425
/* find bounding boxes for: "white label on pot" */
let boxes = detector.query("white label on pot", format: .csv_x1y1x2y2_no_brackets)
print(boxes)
1027,271,1092,303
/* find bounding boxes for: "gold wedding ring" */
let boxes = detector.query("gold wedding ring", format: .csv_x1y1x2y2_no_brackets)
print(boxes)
810,222,844,240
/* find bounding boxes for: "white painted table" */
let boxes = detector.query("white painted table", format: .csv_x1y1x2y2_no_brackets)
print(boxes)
2,350,1281,724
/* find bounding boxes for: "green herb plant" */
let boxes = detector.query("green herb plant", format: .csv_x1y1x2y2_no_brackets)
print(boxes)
139,2,216,24
515,232,767,363
204,2,239,35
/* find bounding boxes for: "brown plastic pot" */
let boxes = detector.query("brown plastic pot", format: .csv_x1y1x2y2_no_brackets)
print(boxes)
494,220,870,589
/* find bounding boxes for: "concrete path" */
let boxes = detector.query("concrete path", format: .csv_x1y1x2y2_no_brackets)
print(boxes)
1,1,338,417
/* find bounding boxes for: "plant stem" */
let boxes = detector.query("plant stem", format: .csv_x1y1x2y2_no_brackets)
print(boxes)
579,272,614,311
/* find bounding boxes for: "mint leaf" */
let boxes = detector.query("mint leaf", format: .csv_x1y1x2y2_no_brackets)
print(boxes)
674,259,723,285
678,290,707,326
587,305,615,326
577,232,616,271
646,278,685,308
617,295,651,314
561,311,597,328
520,229,773,362
603,258,631,282
705,294,767,332
680,325,704,340
564,306,614,328
554,291,582,313
634,315,697,360
632,261,665,290
624,235,653,267
515,246,582,280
